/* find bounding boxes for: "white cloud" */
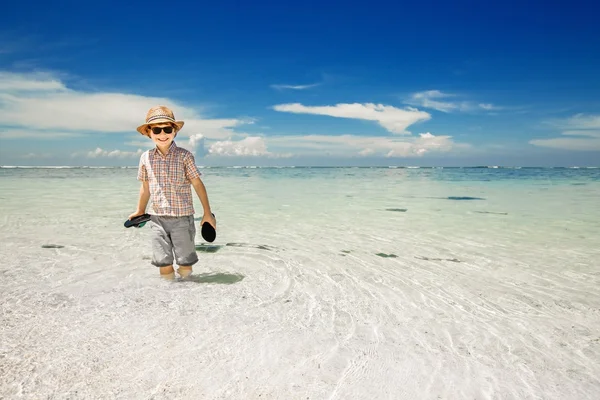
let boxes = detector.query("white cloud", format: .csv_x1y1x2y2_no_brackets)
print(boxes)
208,136,287,157
182,118,255,140
184,133,207,157
271,101,464,157
270,83,320,90
272,103,430,134
188,133,205,150
531,113,600,151
0,71,253,140
1,71,474,161
405,90,500,113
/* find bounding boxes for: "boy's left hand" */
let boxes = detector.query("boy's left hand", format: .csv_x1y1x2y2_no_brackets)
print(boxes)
201,213,216,229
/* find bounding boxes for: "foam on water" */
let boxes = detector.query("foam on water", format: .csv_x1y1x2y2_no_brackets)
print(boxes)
1,167,599,399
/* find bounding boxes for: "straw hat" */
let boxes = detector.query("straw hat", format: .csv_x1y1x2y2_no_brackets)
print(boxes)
136,105,185,135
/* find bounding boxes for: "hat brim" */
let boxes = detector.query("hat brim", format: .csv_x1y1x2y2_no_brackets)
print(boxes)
137,119,185,135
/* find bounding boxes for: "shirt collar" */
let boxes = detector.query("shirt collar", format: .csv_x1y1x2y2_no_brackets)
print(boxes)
152,141,177,157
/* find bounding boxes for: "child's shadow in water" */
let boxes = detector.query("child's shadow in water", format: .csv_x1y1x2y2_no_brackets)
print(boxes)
178,272,245,284
184,242,274,284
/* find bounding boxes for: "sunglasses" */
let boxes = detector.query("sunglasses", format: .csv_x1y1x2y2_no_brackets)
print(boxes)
151,126,174,135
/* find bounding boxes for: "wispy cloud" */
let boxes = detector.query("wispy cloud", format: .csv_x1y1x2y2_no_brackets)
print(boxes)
560,130,600,138
72,148,145,159
273,103,431,134
265,132,466,158
478,103,497,111
0,71,67,91
0,33,100,56
21,152,51,159
124,139,157,148
546,113,600,130
530,113,600,151
270,83,321,90
407,90,462,112
405,90,501,113
529,137,600,151
0,129,84,139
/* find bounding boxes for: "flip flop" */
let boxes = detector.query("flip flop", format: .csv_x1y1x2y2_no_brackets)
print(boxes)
201,213,217,242
124,213,151,228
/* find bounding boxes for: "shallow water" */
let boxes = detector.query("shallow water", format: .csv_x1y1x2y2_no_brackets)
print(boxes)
1,166,599,399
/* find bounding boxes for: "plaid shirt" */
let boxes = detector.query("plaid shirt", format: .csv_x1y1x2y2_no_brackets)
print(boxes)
137,142,202,217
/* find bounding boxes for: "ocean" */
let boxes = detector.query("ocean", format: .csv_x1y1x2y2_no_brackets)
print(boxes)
1,166,599,399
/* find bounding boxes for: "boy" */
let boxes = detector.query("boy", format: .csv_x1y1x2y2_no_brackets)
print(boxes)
128,105,216,280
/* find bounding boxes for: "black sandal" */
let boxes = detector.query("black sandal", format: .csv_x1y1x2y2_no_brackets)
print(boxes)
124,213,151,228
201,213,217,242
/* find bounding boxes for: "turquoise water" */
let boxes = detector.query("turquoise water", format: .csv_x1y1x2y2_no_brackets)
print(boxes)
1,166,599,399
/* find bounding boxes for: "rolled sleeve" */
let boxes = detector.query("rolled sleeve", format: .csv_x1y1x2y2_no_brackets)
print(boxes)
184,153,202,181
137,155,148,181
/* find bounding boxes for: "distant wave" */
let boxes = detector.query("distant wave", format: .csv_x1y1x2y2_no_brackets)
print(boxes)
0,166,138,169
1,165,599,170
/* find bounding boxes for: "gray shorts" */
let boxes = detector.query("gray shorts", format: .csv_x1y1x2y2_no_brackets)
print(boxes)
149,215,198,267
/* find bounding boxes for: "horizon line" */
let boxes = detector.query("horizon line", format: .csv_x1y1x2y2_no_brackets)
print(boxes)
1,165,599,169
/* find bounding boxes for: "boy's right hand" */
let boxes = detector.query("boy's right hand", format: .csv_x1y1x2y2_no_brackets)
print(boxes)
128,211,145,220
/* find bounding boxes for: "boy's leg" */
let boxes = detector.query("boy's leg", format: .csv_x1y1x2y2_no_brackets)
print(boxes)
178,266,192,278
159,265,175,279
171,216,199,278
150,216,176,279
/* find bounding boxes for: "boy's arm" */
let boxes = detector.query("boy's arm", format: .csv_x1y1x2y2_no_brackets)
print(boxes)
136,180,151,213
129,180,150,219
191,177,216,228
130,154,150,219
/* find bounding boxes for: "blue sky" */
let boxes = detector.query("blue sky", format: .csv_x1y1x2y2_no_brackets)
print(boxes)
1,0,599,166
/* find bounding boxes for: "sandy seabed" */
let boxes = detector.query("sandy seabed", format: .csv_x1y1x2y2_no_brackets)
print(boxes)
2,225,599,400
